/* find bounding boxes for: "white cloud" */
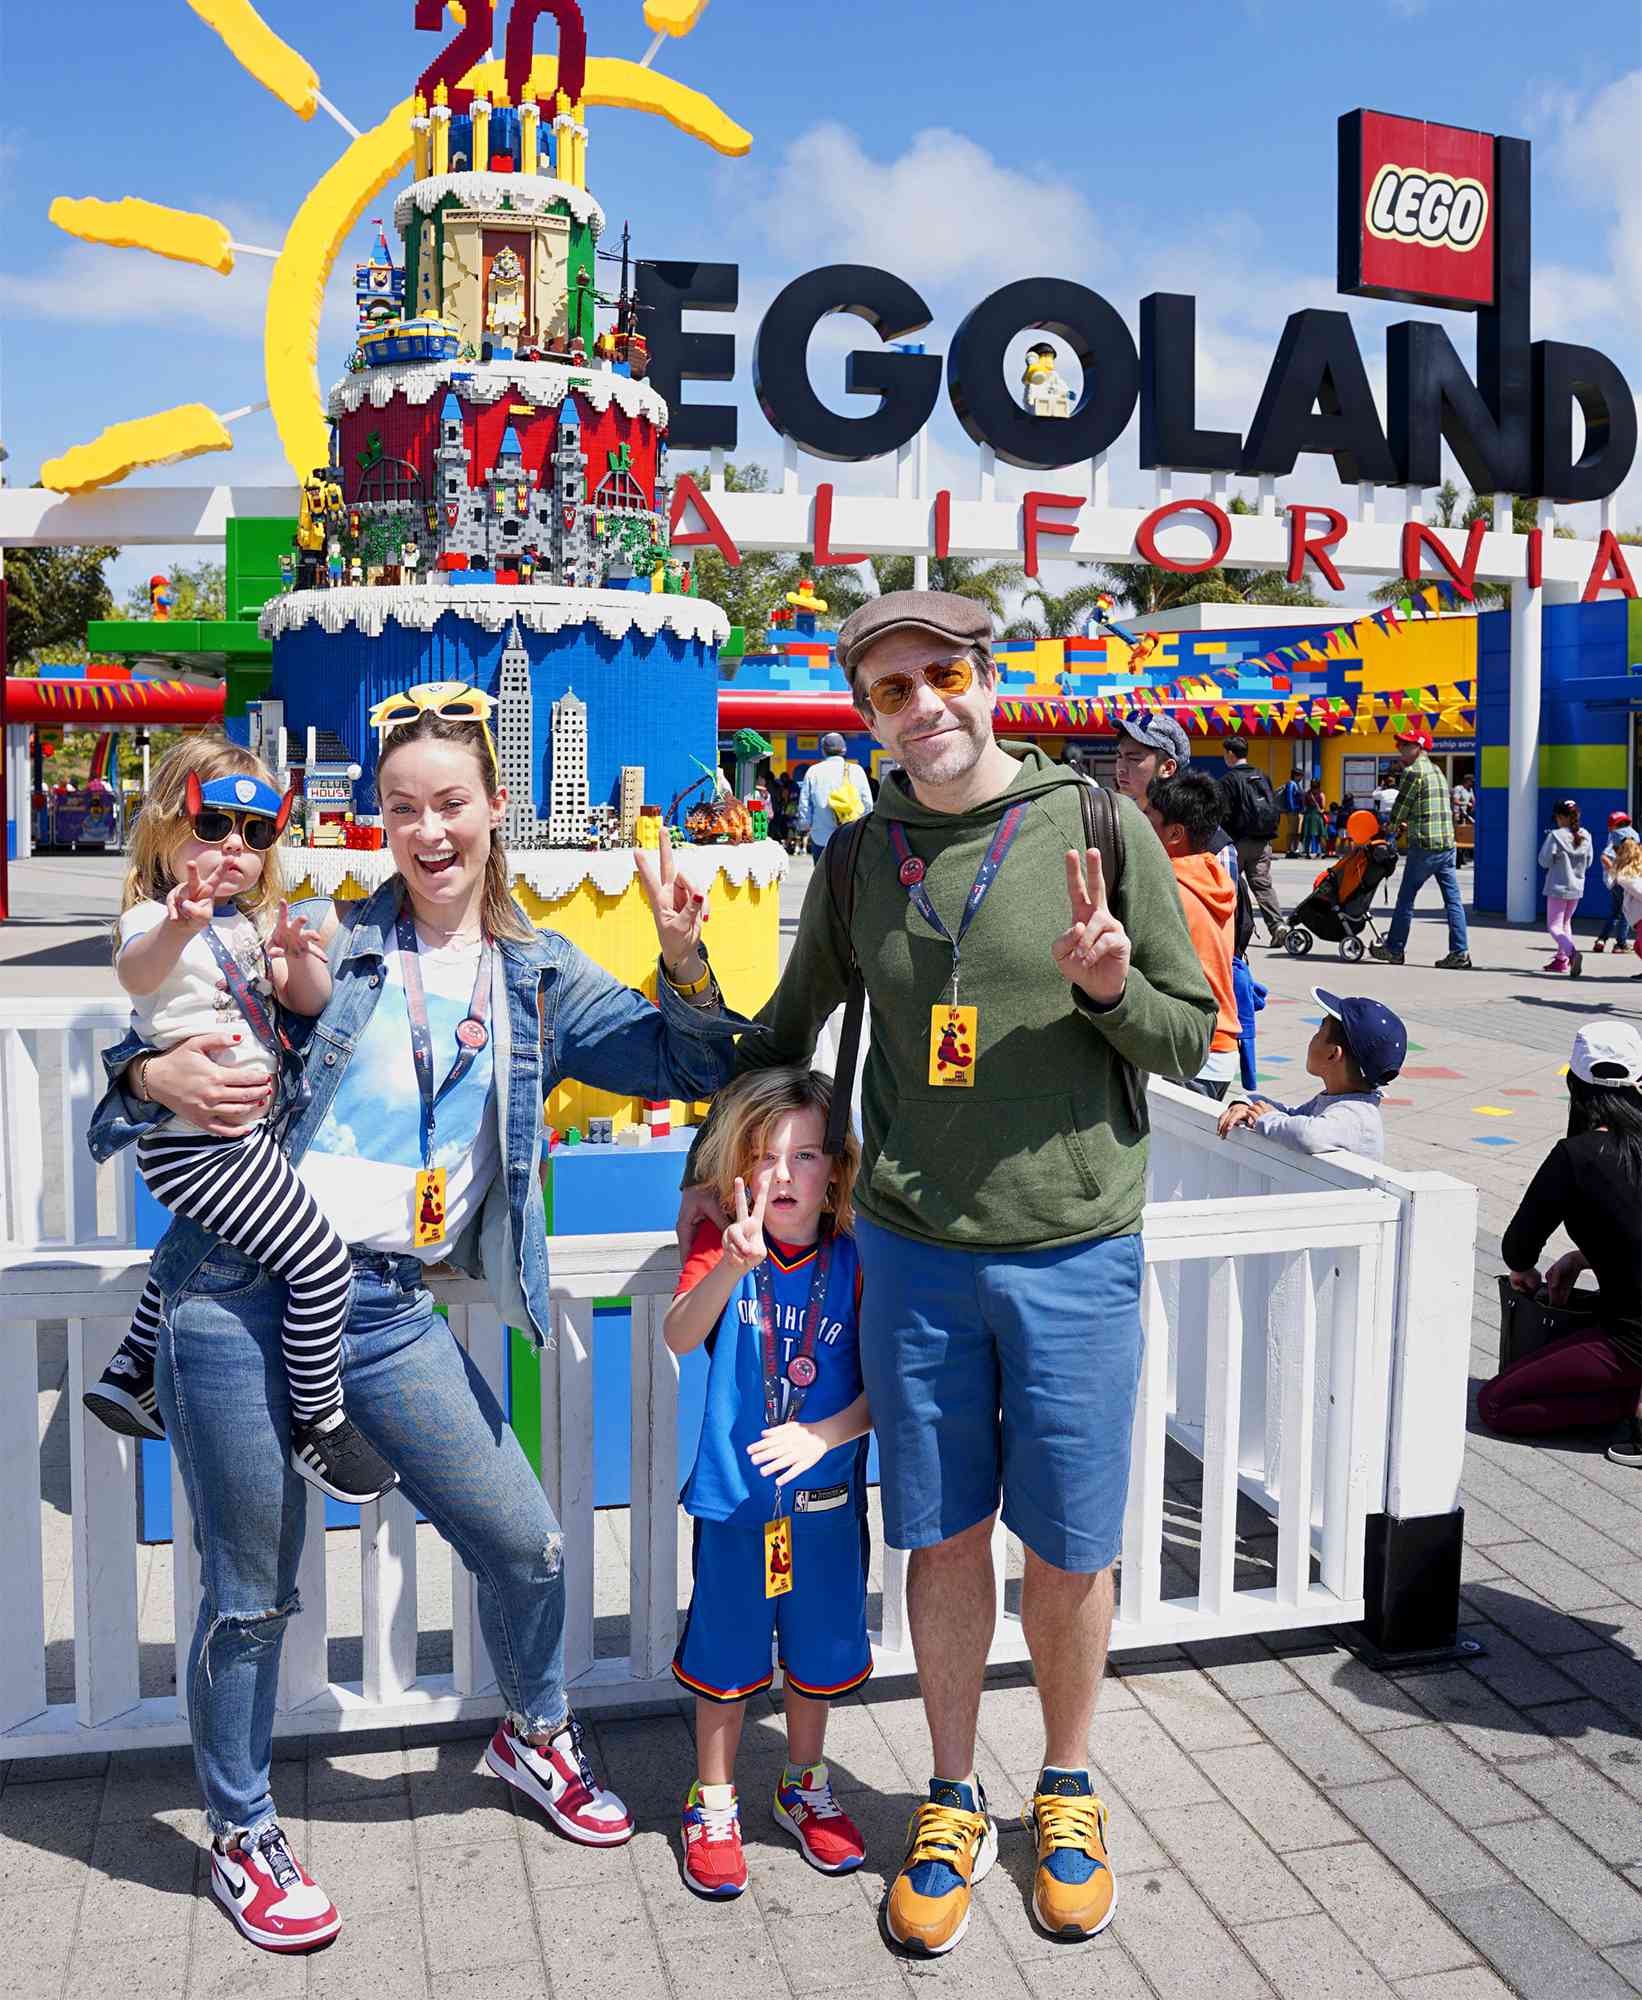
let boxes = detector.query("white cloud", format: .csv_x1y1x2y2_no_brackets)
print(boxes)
744,123,1103,289
1529,69,1642,331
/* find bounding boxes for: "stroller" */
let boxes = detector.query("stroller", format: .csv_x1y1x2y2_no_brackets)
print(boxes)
1284,810,1398,963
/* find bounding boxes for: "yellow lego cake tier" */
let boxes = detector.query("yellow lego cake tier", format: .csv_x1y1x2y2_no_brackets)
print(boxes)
286,844,784,1140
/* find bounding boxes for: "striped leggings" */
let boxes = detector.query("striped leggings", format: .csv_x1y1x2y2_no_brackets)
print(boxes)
123,1125,352,1423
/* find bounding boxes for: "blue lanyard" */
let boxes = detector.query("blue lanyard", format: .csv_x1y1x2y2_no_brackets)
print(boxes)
201,922,291,1058
886,803,1029,1003
394,910,495,1173
754,1230,836,1435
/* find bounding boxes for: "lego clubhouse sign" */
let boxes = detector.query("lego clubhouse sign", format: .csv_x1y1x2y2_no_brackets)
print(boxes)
638,110,1636,530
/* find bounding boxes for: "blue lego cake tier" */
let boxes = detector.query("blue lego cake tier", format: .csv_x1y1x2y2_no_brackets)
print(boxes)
261,584,727,838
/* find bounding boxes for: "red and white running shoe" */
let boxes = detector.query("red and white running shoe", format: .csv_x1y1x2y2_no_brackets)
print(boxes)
210,1822,341,1953
484,1714,634,1846
682,1781,748,1898
773,1761,865,1874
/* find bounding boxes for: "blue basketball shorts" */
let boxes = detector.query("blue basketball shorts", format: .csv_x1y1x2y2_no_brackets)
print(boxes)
853,1217,1144,1574
672,1497,873,1704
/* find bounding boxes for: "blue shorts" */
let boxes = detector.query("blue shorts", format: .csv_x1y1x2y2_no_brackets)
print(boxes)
673,1496,873,1704
854,1217,1144,1574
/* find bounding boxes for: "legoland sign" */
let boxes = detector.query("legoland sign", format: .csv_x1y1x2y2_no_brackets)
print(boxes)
638,109,1637,516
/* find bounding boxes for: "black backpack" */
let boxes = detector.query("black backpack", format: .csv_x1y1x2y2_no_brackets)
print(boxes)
1225,766,1281,844
821,780,1141,1155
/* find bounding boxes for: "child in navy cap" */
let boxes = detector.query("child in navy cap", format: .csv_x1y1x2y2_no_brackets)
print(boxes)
1217,988,1406,1162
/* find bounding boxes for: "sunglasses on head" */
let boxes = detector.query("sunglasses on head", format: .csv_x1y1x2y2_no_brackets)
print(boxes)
859,655,975,717
368,681,499,779
189,807,285,851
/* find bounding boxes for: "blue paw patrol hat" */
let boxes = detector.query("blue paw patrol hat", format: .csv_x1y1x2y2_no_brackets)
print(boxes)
194,773,286,817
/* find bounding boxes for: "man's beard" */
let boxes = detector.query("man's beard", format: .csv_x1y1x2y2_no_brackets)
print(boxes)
895,709,989,788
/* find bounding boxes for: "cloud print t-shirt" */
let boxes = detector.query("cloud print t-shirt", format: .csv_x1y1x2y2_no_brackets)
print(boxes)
300,936,498,1259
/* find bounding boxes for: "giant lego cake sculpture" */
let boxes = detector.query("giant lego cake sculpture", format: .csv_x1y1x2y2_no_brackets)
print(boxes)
256,63,735,868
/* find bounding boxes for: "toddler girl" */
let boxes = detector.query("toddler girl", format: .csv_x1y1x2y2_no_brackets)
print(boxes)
1540,798,1594,976
665,1069,871,1900
1611,830,1642,975
83,738,397,1505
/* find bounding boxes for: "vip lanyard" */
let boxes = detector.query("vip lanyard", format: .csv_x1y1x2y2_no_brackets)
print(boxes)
754,1231,836,1434
394,910,495,1172
886,803,1029,1005
202,921,292,1059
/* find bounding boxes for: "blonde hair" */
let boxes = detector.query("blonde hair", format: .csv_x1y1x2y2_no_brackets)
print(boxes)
1613,835,1642,882
116,734,287,956
693,1068,859,1235
375,712,535,944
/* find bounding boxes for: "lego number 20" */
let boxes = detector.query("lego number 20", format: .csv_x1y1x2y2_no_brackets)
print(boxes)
414,0,588,116
414,0,493,114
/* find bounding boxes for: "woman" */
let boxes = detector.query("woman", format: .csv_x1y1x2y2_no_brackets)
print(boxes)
1479,1021,1642,1466
88,692,745,1952
1539,797,1593,976
1302,783,1328,859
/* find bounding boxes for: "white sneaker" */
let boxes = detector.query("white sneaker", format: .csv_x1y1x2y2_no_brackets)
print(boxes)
484,1716,634,1845
210,1822,341,1952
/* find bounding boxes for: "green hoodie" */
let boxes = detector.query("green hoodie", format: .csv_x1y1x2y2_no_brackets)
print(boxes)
736,748,1215,1250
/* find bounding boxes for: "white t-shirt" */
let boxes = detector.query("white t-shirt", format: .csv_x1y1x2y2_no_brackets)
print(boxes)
299,935,499,1260
1372,785,1399,815
119,902,277,1137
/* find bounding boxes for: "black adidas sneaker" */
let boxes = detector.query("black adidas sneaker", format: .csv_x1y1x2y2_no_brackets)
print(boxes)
289,1409,399,1503
84,1349,165,1440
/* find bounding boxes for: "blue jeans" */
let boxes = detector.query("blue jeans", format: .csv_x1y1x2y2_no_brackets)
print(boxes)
1595,881,1631,947
158,1249,566,1838
1387,844,1469,955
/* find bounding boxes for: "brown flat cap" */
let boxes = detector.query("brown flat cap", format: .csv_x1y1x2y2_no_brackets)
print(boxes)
836,590,992,679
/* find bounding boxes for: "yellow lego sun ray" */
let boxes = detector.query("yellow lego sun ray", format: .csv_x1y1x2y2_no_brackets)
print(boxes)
185,0,319,119
41,403,234,494
268,53,751,479
644,0,711,32
49,195,236,275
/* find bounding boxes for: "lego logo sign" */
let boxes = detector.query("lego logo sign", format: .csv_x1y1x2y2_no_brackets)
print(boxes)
1339,110,1495,309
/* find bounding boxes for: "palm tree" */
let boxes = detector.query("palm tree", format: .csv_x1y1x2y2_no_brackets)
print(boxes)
1371,486,1543,609
1001,577,1110,640
868,554,1025,619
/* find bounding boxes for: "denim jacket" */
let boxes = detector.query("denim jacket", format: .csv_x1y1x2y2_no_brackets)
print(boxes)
87,881,751,1344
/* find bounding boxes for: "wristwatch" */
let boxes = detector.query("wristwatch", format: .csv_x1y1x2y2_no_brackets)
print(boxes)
665,958,713,1000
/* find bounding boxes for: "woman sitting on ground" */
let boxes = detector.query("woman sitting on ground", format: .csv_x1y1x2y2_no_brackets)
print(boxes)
1479,1021,1642,1467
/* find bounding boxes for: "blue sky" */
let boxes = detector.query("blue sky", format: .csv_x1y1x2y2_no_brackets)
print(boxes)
3,0,1637,604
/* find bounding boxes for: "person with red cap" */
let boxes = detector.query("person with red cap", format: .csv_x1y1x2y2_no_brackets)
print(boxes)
1593,811,1635,955
1369,725,1472,969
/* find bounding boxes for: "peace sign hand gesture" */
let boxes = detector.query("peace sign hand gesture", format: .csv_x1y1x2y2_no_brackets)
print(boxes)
166,854,228,934
267,901,324,964
722,1174,769,1273
633,826,709,986
1051,845,1131,1006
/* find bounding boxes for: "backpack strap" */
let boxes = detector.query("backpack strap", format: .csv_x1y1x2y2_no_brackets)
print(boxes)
1076,779,1147,1134
822,819,871,1157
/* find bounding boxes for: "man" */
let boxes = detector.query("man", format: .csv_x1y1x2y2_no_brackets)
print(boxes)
794,730,873,861
1217,738,1288,946
1369,725,1472,969
1145,771,1241,1100
1372,768,1400,830
1116,710,1259,1086
1278,766,1308,855
693,592,1214,1954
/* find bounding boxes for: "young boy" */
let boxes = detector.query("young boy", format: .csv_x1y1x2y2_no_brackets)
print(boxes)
1217,988,1406,1162
1146,771,1241,1100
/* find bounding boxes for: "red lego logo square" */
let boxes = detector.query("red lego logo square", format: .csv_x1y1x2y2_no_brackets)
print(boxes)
1339,110,1496,311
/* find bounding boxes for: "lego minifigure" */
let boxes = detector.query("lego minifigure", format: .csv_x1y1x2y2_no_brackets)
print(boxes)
326,538,345,588
400,539,422,581
1023,341,1074,419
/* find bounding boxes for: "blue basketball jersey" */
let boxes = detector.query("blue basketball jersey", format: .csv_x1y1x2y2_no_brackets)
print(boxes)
680,1229,864,1526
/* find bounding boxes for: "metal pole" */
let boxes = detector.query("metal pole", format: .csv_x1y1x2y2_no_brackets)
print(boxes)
1506,573,1542,924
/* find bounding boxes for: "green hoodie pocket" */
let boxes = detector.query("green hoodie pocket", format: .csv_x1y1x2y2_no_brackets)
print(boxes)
866,1090,1102,1245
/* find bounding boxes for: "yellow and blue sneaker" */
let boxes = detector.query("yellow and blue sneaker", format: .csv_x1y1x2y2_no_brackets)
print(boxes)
1025,1769,1114,1938
884,1777,997,1956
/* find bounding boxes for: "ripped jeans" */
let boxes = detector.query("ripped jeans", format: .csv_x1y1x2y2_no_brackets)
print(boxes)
158,1248,567,1838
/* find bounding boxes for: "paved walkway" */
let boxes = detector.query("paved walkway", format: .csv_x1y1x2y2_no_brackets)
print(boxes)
4,852,1641,1999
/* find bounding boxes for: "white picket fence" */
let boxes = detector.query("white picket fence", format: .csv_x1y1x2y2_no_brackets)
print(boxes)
0,1006,1477,1759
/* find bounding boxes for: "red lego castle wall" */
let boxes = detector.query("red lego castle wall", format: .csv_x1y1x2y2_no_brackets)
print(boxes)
336,387,659,505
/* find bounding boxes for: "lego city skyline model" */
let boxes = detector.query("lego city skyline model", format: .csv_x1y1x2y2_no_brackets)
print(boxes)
254,56,733,854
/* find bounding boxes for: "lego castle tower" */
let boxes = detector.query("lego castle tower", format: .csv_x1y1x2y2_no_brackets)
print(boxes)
496,619,539,845
547,688,589,844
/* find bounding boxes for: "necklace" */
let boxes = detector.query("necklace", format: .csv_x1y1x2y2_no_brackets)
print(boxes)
413,915,483,949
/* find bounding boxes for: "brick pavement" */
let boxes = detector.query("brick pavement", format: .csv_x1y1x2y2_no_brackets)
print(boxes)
5,854,1642,1998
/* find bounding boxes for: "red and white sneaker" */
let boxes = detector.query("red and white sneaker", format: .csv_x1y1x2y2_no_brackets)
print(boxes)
682,1781,747,1898
484,1715,634,1846
209,1822,341,1953
773,1761,865,1874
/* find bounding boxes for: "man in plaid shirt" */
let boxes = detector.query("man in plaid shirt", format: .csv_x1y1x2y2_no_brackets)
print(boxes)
1370,725,1473,969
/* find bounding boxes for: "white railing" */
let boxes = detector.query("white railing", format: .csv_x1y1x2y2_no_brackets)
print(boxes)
0,1001,135,1248
0,1005,1476,1759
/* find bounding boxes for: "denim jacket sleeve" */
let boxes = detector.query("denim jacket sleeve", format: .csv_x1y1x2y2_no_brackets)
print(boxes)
548,938,758,1103
88,1024,167,1163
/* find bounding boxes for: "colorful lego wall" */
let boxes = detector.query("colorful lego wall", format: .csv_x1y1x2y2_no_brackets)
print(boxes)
1476,598,1642,918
